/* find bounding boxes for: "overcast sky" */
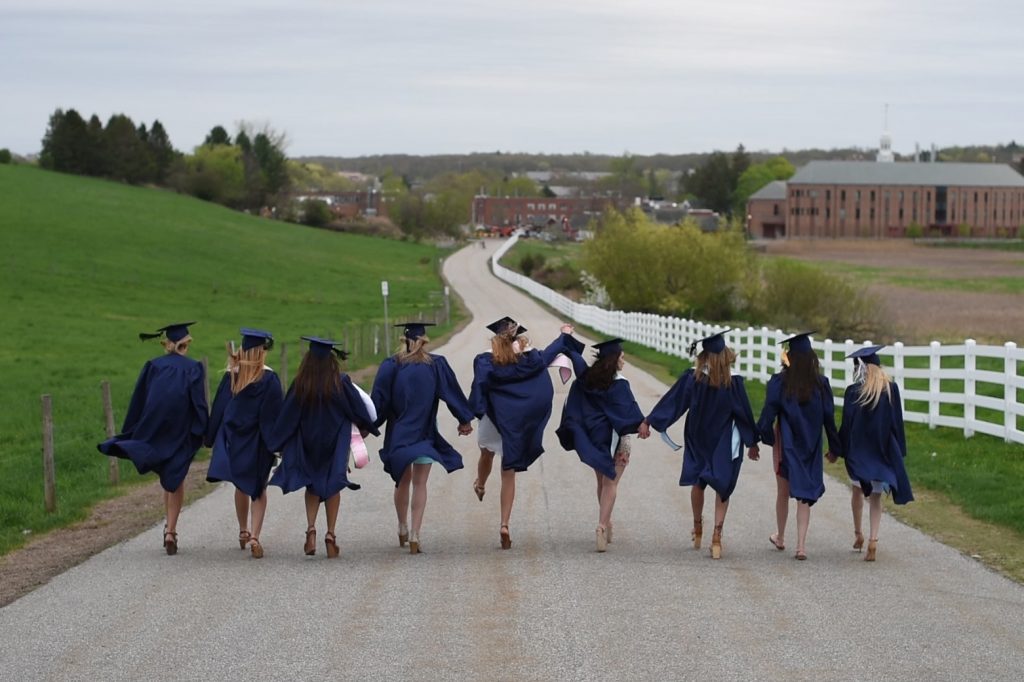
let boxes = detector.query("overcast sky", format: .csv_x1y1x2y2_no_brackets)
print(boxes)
3,0,1023,158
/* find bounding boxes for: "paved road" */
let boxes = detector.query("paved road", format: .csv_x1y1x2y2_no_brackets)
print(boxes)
3,241,1024,681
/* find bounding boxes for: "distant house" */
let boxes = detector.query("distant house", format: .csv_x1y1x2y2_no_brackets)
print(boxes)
641,199,721,232
471,195,628,233
747,161,1024,239
293,190,387,219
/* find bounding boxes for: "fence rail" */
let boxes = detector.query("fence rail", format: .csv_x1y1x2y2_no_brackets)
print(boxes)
491,233,1024,445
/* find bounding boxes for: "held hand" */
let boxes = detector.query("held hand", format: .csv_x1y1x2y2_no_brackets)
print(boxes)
637,420,651,439
747,445,760,461
359,429,369,439
826,451,838,464
457,422,474,436
560,323,574,335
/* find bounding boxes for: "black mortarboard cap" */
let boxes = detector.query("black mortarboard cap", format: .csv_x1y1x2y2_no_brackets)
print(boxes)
780,331,815,354
139,321,195,343
847,344,885,366
486,316,527,336
301,335,349,360
395,321,436,340
241,328,274,351
592,338,624,358
688,329,731,356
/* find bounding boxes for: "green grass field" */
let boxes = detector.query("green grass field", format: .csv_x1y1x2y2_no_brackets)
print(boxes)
0,165,457,554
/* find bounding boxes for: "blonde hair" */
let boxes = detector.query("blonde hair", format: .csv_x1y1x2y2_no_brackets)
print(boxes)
396,336,433,365
491,330,519,366
227,343,267,395
855,362,892,410
163,335,192,356
695,347,736,389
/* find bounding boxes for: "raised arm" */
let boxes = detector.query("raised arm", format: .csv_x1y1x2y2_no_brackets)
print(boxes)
646,370,695,433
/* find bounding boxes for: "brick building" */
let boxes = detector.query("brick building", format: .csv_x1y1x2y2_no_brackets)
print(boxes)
748,161,1024,239
472,195,627,230
295,191,387,220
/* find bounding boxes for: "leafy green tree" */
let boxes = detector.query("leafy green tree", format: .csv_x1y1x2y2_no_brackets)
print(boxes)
204,125,232,146
177,144,246,206
732,156,795,215
0,149,11,164
301,199,332,227
685,144,753,216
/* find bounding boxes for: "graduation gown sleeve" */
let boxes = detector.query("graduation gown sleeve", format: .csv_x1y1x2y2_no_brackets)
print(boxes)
732,376,758,448
821,377,841,455
646,370,696,433
435,356,475,424
120,361,154,434
371,358,398,429
205,372,232,447
468,353,492,419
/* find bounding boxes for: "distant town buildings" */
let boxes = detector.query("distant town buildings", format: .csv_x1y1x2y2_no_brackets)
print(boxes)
294,190,386,219
472,195,627,232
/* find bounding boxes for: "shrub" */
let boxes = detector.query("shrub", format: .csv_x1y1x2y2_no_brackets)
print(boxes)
519,252,546,277
906,222,924,238
0,149,11,164
301,199,332,227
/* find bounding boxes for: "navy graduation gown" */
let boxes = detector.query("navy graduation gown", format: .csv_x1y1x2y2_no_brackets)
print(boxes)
756,373,841,505
205,369,284,500
468,333,573,472
556,368,644,480
646,370,758,501
839,382,913,504
267,374,379,500
97,353,209,492
371,354,474,484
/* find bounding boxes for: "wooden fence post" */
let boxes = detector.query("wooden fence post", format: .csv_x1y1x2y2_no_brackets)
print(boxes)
201,356,211,409
1006,342,1018,443
101,381,120,485
280,342,288,388
41,394,56,513
929,341,941,429
964,339,976,438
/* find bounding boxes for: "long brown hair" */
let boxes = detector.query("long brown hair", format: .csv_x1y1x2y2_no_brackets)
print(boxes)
782,350,822,402
227,344,267,395
293,351,343,407
396,336,433,365
490,330,519,366
583,352,621,391
694,348,736,389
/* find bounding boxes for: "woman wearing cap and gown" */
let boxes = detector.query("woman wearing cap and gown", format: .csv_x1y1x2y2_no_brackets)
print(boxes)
469,316,577,549
98,322,208,555
756,332,841,560
831,345,913,562
268,336,379,558
643,331,760,559
371,322,475,554
556,338,648,552
205,329,283,558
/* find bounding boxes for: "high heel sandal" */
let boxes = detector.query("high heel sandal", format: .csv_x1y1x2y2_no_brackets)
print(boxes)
853,531,865,551
499,524,512,550
606,523,613,544
864,539,877,562
692,517,703,549
409,532,421,555
238,530,251,550
324,531,339,558
595,526,608,553
769,533,786,551
795,549,807,561
250,537,264,559
163,530,178,556
398,523,409,547
304,527,317,556
473,479,486,502
711,524,723,560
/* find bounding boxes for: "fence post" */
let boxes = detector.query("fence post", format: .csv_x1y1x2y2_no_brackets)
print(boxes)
964,339,976,438
1006,341,1018,443
893,342,906,415
41,394,56,513
929,341,941,429
101,381,120,485
201,356,211,409
280,342,289,388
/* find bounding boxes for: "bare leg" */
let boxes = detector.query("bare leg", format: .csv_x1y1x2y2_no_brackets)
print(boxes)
477,448,495,489
774,475,790,545
598,474,620,529
395,466,412,527
410,464,431,537
500,468,516,528
595,470,604,512
795,501,811,557
304,490,319,531
165,483,185,534
690,486,705,528
714,494,729,528
324,493,340,535
606,462,626,532
868,492,883,540
851,485,864,536
250,491,267,540
234,488,250,535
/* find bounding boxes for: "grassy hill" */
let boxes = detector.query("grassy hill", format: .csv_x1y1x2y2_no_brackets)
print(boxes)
0,165,457,554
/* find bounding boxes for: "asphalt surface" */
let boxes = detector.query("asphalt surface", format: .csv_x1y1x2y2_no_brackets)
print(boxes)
2,240,1024,681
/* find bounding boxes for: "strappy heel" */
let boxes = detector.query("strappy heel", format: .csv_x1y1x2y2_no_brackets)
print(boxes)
692,517,703,549
409,532,421,555
304,527,316,556
500,524,512,550
596,526,608,553
853,531,865,551
163,530,178,556
324,531,339,558
250,537,264,559
473,479,486,501
238,530,251,550
865,539,878,562
769,533,785,551
398,523,409,547
711,524,723,560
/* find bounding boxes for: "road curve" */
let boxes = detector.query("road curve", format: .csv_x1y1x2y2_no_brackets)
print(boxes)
2,240,1023,680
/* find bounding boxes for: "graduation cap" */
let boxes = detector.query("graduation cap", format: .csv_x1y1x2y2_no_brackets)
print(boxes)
240,328,274,351
395,321,436,340
688,329,731,356
301,335,349,360
486,316,526,336
139,322,195,342
847,344,885,366
593,338,624,358
779,331,816,354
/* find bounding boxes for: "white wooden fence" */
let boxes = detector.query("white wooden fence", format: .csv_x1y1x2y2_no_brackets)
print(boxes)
491,234,1024,444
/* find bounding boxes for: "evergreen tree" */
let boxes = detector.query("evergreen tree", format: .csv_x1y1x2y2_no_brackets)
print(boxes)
147,120,176,183
204,125,232,146
104,114,153,183
39,108,90,174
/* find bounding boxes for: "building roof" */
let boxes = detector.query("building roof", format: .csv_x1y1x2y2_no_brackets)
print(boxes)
749,180,788,200
789,160,1024,188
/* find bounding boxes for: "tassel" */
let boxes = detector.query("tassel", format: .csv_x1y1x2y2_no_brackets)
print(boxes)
332,347,350,360
687,341,698,356
138,332,163,341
